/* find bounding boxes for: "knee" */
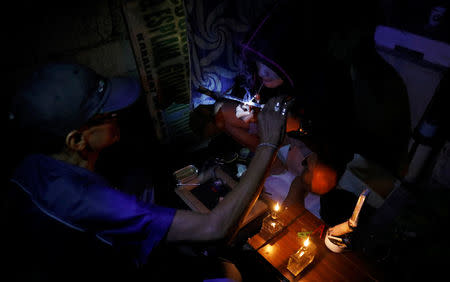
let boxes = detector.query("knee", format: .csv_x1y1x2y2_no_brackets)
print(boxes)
310,164,337,195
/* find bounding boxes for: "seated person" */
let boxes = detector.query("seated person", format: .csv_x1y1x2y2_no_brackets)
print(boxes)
213,0,356,204
6,63,288,281
261,136,338,217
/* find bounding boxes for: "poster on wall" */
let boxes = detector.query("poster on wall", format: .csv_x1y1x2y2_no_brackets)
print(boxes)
123,0,278,146
122,0,194,145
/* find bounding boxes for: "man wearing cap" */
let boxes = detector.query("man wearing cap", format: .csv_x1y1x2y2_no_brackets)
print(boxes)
6,63,287,281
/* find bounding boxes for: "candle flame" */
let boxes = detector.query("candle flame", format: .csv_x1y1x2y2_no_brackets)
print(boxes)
274,202,280,212
304,237,310,247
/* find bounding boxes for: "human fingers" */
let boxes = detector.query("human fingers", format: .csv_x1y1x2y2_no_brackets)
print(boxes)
257,96,287,146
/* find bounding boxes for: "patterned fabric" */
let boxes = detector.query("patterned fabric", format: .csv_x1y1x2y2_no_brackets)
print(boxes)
184,0,277,109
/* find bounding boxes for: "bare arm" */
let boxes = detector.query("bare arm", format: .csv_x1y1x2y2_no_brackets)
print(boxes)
223,124,260,152
215,100,260,151
283,175,308,208
166,96,287,242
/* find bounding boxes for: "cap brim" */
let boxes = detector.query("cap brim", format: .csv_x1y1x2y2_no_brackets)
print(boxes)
102,77,141,113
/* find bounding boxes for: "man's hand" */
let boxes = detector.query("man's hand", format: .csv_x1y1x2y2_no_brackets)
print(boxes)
257,96,288,146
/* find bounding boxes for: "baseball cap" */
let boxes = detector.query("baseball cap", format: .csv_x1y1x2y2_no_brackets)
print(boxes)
9,63,141,138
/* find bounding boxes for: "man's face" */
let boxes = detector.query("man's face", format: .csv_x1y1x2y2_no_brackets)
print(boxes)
256,61,284,88
81,113,120,152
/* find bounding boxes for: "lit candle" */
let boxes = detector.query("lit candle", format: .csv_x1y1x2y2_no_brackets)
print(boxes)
287,237,316,276
274,202,281,212
271,202,281,219
303,237,310,247
261,202,283,235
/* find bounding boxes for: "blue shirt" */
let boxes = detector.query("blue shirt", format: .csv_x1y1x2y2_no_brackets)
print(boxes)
10,154,176,266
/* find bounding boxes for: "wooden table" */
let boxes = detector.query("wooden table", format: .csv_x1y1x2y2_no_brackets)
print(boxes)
247,204,382,281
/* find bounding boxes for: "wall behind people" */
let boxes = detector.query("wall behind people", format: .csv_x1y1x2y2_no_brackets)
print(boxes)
184,0,279,109
5,0,139,88
4,0,166,198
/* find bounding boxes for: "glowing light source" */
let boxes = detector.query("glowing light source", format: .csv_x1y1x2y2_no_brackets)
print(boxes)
274,202,280,212
287,237,317,276
304,237,310,247
271,202,281,220
261,202,284,235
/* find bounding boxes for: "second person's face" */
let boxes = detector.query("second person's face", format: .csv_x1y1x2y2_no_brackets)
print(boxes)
256,61,284,88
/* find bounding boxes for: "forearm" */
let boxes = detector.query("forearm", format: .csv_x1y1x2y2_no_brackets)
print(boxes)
224,124,260,152
283,175,308,208
209,146,276,239
167,95,286,242
166,146,276,242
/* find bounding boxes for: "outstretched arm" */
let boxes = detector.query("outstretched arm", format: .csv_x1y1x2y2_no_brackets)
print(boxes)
166,96,287,242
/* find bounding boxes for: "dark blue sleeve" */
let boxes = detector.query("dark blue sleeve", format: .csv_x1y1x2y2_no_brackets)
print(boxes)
74,183,176,266
12,154,177,267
